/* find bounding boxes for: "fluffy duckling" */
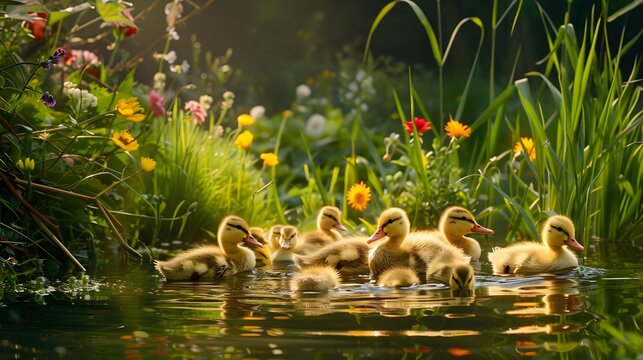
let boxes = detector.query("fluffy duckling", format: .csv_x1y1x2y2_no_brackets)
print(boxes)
155,216,262,281
425,206,494,261
267,225,283,251
290,266,341,292
249,226,272,267
488,215,584,275
377,267,420,287
294,237,370,274
367,208,416,281
297,206,347,254
271,225,299,262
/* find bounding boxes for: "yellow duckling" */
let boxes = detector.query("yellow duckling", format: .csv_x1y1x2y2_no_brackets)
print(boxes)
420,206,494,261
271,225,299,262
377,267,420,287
290,265,342,292
267,224,283,251
297,206,347,254
294,237,370,274
368,208,475,295
155,216,262,281
488,215,584,275
249,226,272,267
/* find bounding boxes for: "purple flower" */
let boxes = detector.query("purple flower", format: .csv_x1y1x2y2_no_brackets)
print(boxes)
41,91,56,107
43,48,67,69
41,61,52,70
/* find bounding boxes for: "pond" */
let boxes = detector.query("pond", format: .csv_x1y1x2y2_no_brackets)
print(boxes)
1,239,641,359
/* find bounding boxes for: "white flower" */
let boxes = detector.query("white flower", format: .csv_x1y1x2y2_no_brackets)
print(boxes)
164,50,177,64
168,28,179,40
355,69,366,82
153,72,166,91
296,84,311,99
305,113,326,137
199,95,213,110
249,105,265,119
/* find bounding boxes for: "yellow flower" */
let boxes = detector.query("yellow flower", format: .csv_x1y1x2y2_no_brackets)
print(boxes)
237,114,256,127
445,119,472,139
112,130,139,152
140,157,156,172
282,109,293,118
260,152,279,167
17,157,35,172
514,137,536,161
235,130,254,150
347,181,371,212
116,97,145,123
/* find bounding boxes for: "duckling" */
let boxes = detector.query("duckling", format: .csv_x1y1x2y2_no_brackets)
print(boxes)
290,266,341,292
488,215,584,275
368,208,475,294
271,225,299,262
294,237,370,274
155,216,262,281
249,226,272,267
419,206,494,261
267,224,283,251
297,206,347,254
377,267,420,287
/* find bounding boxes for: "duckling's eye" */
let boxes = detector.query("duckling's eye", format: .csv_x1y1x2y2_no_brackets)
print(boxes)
450,216,474,224
382,216,402,228
272,232,280,237
451,275,462,288
550,225,570,237
323,213,338,222
229,224,249,235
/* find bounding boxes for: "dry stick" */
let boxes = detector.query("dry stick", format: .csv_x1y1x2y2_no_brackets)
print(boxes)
12,178,143,259
0,173,86,271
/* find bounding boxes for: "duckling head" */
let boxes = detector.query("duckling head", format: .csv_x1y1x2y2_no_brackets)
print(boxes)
249,227,266,245
368,208,410,244
440,206,494,237
219,216,263,249
318,206,348,231
448,263,475,297
279,225,299,250
543,215,584,252
268,225,283,250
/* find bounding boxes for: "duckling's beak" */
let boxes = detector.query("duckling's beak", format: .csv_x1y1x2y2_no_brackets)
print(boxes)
244,234,263,248
279,237,291,249
334,222,348,231
367,227,386,244
564,235,584,252
471,223,494,235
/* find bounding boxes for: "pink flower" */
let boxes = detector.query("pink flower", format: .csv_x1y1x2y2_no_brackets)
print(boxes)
65,49,100,67
149,90,165,117
184,100,207,124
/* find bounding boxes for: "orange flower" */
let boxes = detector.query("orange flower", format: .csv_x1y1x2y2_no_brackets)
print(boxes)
112,130,139,152
140,157,156,172
445,119,472,139
513,137,536,161
347,181,371,212
116,97,145,122
260,152,279,167
235,130,254,150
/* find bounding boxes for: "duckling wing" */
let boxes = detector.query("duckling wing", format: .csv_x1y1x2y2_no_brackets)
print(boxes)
155,246,229,281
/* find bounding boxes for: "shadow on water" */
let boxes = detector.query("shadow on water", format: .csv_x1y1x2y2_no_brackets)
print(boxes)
1,241,641,359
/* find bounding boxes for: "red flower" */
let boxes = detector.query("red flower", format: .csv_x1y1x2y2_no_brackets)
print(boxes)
405,117,431,135
118,9,139,37
23,12,48,40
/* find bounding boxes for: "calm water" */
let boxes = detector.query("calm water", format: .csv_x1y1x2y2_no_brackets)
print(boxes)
1,240,641,359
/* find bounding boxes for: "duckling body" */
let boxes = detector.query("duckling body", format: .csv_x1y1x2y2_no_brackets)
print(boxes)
368,208,476,294
377,267,420,287
294,237,370,274
267,225,283,252
249,226,272,267
155,216,262,281
290,266,341,292
297,206,347,255
488,215,584,275
271,225,299,263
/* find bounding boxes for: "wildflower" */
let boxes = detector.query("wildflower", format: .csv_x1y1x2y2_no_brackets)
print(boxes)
305,114,326,137
40,92,56,107
237,114,256,127
65,49,100,67
296,84,311,99
234,130,253,150
168,28,180,40
140,157,156,172
199,95,213,111
282,109,294,118
162,50,177,64
22,12,47,40
260,152,279,167
170,60,189,74
347,181,371,212
112,130,139,152
184,100,207,124
116,97,145,122
445,119,472,139
165,0,184,30
405,117,431,135
63,82,97,110
16,158,35,172
221,91,235,110
149,91,165,116
117,9,138,37
153,72,166,92
514,137,536,161
250,105,265,119
41,48,67,70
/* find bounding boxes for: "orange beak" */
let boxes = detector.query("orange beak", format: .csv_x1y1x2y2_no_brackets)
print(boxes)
244,234,263,248
334,222,348,231
471,223,494,235
367,227,386,244
564,235,584,252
